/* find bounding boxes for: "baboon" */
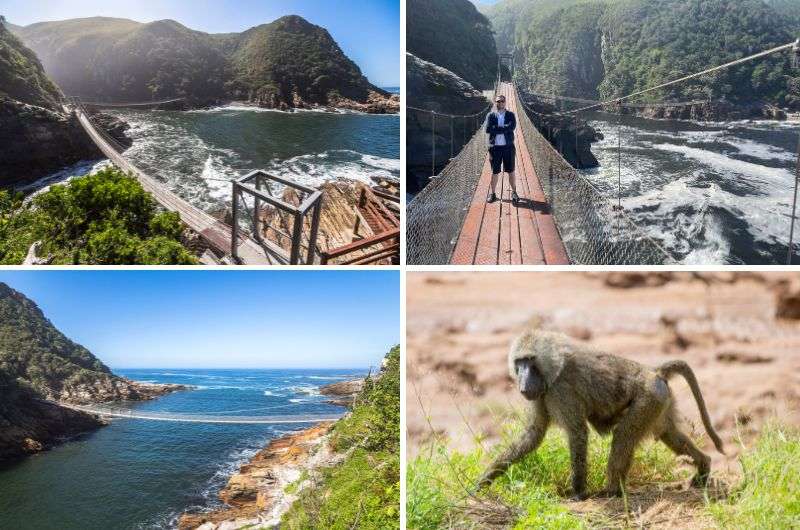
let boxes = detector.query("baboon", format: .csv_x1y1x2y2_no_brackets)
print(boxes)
477,328,725,499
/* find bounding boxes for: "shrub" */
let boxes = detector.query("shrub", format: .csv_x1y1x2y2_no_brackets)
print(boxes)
0,166,196,264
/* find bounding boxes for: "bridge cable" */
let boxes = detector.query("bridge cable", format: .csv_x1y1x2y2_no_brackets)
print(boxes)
788,135,800,264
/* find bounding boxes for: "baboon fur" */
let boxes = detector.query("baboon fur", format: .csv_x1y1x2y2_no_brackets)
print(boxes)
477,328,725,499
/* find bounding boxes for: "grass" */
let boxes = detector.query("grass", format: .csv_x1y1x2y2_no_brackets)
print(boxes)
408,410,800,529
408,413,679,530
280,345,400,529
707,423,800,529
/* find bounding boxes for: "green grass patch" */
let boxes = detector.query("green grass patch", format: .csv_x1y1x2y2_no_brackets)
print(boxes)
0,167,196,264
407,410,679,529
281,345,400,529
708,423,800,529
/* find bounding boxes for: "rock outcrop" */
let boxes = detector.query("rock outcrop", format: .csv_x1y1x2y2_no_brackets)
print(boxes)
178,422,335,530
519,96,601,169
0,372,105,463
406,53,490,195
319,379,365,407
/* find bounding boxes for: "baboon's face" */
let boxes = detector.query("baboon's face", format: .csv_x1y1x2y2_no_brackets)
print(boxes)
514,358,545,400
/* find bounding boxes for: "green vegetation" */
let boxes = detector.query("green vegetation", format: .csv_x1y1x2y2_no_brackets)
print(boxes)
408,411,800,529
487,0,800,107
708,423,800,529
0,167,196,265
11,15,383,108
407,0,498,89
281,345,400,529
0,280,117,400
0,18,62,109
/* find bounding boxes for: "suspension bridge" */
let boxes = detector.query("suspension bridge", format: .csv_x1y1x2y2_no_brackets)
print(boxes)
407,40,800,265
56,401,343,425
63,98,398,265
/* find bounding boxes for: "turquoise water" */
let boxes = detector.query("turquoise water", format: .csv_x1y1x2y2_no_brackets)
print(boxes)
0,369,364,530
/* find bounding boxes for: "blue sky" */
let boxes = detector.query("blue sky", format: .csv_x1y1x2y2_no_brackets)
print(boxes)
0,271,399,370
0,0,400,86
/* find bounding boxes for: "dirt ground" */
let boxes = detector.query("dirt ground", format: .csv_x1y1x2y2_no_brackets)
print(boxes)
406,272,800,528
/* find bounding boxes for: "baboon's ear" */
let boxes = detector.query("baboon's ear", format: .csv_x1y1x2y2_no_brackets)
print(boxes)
526,315,545,330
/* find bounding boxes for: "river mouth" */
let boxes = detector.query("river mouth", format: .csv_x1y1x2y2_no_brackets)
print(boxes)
581,113,800,264
0,369,364,530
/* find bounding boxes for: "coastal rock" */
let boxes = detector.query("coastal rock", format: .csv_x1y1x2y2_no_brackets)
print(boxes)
0,97,99,188
519,96,601,170
319,379,365,407
406,53,490,195
0,372,106,463
178,422,335,530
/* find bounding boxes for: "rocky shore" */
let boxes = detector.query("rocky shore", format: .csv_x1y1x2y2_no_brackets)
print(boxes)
179,422,336,530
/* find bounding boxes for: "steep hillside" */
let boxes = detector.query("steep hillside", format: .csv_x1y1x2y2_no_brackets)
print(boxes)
12,15,395,112
407,0,498,89
0,20,98,187
0,282,184,403
0,282,186,462
487,0,800,110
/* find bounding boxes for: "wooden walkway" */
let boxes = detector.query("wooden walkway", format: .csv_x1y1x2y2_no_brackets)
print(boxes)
71,105,276,264
451,83,569,265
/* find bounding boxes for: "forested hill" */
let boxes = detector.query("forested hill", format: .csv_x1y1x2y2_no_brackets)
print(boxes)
10,15,393,111
408,0,498,89
0,19,63,110
485,0,800,109
0,282,180,404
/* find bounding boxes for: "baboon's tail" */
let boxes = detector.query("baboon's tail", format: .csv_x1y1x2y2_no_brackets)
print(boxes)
658,360,725,454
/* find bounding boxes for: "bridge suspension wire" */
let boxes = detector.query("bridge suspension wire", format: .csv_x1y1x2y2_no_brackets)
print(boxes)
554,40,799,116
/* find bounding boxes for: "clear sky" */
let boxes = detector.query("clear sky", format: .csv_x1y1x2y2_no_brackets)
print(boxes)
0,0,400,87
0,270,399,370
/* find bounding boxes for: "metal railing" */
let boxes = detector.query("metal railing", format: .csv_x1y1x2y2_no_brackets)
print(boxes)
232,171,323,264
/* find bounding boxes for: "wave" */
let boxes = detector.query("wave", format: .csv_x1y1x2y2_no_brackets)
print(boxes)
187,104,379,116
20,159,111,199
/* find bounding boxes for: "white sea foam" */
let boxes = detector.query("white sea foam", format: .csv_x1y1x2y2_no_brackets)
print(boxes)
20,159,111,200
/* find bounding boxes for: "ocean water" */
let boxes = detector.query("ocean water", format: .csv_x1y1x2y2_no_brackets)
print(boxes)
25,106,399,213
582,114,800,264
0,369,364,530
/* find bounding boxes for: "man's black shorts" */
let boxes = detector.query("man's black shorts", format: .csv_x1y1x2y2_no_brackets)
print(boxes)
489,145,515,174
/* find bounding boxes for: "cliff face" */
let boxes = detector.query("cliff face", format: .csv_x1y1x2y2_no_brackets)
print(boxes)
0,21,98,187
12,15,396,113
408,0,498,89
406,53,489,195
0,371,104,463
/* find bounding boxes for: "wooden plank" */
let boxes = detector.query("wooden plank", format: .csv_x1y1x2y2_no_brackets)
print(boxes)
450,154,492,264
509,87,570,265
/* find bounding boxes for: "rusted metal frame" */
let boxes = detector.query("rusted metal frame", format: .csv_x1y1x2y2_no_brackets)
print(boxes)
320,228,401,263
346,244,400,265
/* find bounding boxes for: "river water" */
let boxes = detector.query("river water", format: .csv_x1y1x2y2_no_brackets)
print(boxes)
582,114,800,264
0,369,364,530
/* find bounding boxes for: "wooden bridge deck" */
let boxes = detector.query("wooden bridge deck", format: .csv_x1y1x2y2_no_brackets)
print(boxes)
72,106,276,264
451,82,569,265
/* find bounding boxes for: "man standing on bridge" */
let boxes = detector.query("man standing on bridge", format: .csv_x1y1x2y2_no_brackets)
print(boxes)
486,94,519,206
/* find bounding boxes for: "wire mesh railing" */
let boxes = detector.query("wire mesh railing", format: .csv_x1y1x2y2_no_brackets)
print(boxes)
514,85,674,265
407,122,489,264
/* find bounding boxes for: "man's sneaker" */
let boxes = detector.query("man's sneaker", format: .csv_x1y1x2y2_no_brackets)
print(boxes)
487,193,498,204
511,191,520,206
